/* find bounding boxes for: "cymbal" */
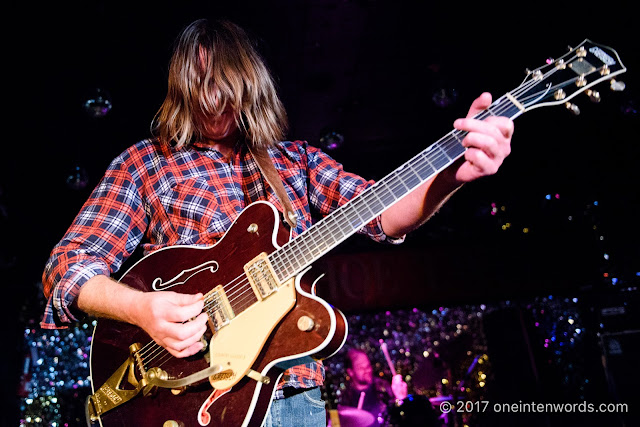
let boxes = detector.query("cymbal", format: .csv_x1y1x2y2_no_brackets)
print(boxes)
428,395,453,403
411,355,448,390
337,406,376,427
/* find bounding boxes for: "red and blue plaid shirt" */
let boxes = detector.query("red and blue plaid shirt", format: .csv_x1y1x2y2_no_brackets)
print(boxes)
41,138,402,393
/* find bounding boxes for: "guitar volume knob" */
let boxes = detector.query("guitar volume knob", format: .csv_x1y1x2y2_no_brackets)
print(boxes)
297,315,315,332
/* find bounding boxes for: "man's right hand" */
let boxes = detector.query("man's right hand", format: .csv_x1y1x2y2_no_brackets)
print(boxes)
133,291,208,358
77,275,209,358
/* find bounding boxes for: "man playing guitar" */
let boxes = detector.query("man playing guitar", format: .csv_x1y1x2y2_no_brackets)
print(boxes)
41,18,513,426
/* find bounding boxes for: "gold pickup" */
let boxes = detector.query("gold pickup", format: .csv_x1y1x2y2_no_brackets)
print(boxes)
204,285,235,331
244,252,279,300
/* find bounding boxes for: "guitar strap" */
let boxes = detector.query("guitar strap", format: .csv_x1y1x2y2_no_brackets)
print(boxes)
248,145,298,229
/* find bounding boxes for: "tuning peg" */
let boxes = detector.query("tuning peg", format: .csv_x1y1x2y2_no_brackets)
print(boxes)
610,79,626,92
586,89,601,103
565,102,581,115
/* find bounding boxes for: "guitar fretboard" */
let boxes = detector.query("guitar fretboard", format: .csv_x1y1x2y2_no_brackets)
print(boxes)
267,96,526,284
269,136,464,282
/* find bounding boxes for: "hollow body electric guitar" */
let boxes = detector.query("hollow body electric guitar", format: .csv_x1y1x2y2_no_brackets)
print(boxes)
87,40,626,426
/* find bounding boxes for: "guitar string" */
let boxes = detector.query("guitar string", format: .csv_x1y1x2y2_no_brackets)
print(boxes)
135,56,575,368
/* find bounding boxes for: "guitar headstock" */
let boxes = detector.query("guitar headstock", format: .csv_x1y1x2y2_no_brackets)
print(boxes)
507,39,627,117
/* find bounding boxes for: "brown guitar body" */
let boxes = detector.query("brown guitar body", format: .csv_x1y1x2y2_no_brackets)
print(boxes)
89,202,347,426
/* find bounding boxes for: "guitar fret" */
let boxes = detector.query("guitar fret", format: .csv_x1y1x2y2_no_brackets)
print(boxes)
266,254,280,280
346,198,374,228
275,253,290,279
389,175,408,199
433,144,452,170
318,218,339,247
307,227,324,258
292,239,307,266
415,153,436,180
391,170,410,194
399,163,421,190
378,181,397,205
317,224,333,252
333,209,352,240
290,231,308,262
410,152,435,180
297,232,315,263
282,252,296,280
367,191,385,213
270,251,285,280
275,248,296,281
444,136,466,160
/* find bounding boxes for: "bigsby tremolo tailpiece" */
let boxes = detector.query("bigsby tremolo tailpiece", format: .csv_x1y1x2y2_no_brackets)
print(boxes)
86,343,146,422
86,342,226,421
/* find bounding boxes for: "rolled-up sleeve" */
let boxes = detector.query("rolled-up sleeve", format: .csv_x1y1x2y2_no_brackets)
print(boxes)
305,143,405,245
41,157,147,329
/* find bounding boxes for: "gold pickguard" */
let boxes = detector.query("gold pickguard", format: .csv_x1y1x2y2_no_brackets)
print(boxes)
207,277,296,389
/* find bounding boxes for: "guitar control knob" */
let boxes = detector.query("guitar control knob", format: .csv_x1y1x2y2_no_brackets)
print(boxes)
171,386,187,396
297,315,315,332
565,102,580,115
163,421,183,427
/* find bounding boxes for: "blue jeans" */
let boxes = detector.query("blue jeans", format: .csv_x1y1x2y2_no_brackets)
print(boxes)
263,387,326,427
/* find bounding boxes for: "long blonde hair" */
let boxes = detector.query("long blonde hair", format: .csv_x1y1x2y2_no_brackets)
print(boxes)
152,19,288,149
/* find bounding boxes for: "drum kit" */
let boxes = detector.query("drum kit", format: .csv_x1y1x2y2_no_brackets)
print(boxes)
328,336,477,426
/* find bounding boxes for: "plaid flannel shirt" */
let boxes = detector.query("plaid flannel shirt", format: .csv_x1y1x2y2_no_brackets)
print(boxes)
42,138,403,394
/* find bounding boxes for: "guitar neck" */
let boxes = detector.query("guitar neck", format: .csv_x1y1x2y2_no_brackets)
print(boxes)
268,38,628,283
268,96,523,283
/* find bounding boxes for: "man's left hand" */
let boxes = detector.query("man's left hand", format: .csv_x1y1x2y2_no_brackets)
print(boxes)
449,92,514,183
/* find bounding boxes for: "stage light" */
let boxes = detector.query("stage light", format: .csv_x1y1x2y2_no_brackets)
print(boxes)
620,99,637,116
66,166,89,190
319,130,344,151
431,87,458,108
83,88,112,118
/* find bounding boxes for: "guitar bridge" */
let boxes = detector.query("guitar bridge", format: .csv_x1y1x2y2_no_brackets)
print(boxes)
244,252,280,300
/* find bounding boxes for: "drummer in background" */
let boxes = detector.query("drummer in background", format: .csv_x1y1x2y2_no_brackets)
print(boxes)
338,348,408,425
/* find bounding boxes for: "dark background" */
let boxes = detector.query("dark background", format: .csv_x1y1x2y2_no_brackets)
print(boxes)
2,0,638,425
